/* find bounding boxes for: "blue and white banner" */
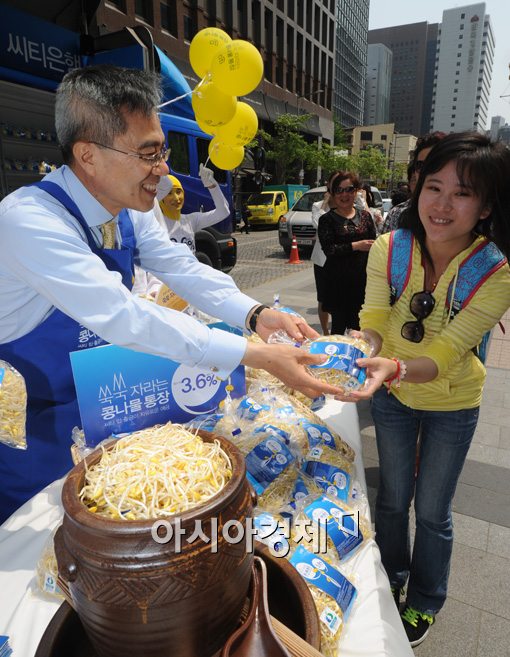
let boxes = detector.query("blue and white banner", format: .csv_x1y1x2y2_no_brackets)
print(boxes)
70,332,245,446
0,5,81,86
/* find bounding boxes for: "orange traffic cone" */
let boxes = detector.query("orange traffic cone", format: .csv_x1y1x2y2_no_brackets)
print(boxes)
287,236,302,264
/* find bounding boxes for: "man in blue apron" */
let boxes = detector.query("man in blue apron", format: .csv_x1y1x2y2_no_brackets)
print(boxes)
0,65,342,523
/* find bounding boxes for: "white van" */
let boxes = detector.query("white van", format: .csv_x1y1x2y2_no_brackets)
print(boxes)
278,187,327,256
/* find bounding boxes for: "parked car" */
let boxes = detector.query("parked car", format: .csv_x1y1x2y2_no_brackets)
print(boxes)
278,187,327,257
246,190,288,228
246,185,308,228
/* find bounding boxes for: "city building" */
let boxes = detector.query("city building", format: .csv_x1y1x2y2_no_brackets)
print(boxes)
364,43,392,126
347,123,416,188
421,23,439,135
490,115,506,141
367,21,438,138
333,0,370,128
348,123,415,163
431,3,494,133
96,0,335,145
497,123,510,145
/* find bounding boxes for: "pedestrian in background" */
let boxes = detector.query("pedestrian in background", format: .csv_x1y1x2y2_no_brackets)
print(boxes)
318,171,376,335
389,187,409,209
337,132,510,647
310,170,341,334
240,205,251,234
382,132,446,234
361,183,384,234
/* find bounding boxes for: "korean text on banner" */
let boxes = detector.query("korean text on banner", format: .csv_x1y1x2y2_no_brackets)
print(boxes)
70,323,245,446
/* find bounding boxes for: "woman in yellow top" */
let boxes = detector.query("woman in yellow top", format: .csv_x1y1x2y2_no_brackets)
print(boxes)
341,132,510,647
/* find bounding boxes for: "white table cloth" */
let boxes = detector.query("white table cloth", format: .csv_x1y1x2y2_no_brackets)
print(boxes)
0,400,413,657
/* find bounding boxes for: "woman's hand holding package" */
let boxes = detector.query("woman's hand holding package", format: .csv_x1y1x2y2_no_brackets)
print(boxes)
334,356,397,401
335,354,439,402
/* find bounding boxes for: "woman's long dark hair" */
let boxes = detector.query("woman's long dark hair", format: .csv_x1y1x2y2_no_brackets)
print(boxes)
362,183,375,208
401,131,510,261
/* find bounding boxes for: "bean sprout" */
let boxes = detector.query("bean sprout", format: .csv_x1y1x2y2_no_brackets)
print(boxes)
79,423,232,520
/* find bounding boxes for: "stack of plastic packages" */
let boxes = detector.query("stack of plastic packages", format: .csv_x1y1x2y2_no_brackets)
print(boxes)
188,382,371,656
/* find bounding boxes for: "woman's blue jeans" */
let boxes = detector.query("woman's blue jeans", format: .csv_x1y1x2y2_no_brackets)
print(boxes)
371,388,479,615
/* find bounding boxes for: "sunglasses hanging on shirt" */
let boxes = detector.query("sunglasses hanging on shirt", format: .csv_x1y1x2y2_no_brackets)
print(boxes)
401,291,436,343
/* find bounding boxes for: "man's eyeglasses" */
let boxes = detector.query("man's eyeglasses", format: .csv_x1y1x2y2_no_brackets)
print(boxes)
334,185,356,195
401,291,435,343
91,142,170,167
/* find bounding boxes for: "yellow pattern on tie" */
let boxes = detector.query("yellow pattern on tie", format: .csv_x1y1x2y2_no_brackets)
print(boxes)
100,219,117,249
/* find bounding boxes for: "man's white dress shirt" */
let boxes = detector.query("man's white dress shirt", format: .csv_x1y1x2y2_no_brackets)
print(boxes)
0,166,256,378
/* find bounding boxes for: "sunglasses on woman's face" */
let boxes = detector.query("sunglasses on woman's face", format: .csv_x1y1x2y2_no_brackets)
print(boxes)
401,291,436,342
334,185,356,195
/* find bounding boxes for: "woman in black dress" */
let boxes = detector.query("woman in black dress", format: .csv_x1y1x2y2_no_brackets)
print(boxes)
318,171,376,335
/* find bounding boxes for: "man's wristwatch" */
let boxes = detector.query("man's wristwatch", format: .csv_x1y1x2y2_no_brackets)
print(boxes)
248,304,270,333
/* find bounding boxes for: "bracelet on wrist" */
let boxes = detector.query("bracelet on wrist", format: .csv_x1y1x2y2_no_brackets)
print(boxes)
384,358,407,393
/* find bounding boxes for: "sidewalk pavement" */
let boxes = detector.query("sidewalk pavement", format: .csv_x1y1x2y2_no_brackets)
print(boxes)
244,265,510,657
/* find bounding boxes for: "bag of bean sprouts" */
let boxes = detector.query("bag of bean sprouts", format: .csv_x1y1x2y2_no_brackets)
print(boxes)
291,493,371,564
35,525,65,599
304,334,373,392
287,544,357,657
301,444,354,503
246,383,356,463
253,512,359,656
267,329,373,393
0,360,27,449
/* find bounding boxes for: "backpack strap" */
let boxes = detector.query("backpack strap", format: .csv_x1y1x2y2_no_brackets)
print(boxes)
446,239,507,318
446,239,507,364
388,229,414,305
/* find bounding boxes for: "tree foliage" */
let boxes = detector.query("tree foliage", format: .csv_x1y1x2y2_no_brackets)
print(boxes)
316,143,351,175
261,113,319,182
252,114,401,186
351,146,389,182
389,162,409,188
333,120,349,149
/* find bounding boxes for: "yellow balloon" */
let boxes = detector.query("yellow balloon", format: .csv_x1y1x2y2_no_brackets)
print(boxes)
189,28,232,79
210,40,263,96
208,138,245,170
196,116,216,136
215,102,258,147
191,80,237,128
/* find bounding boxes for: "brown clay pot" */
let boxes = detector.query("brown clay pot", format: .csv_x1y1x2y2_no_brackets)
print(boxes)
54,430,254,657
